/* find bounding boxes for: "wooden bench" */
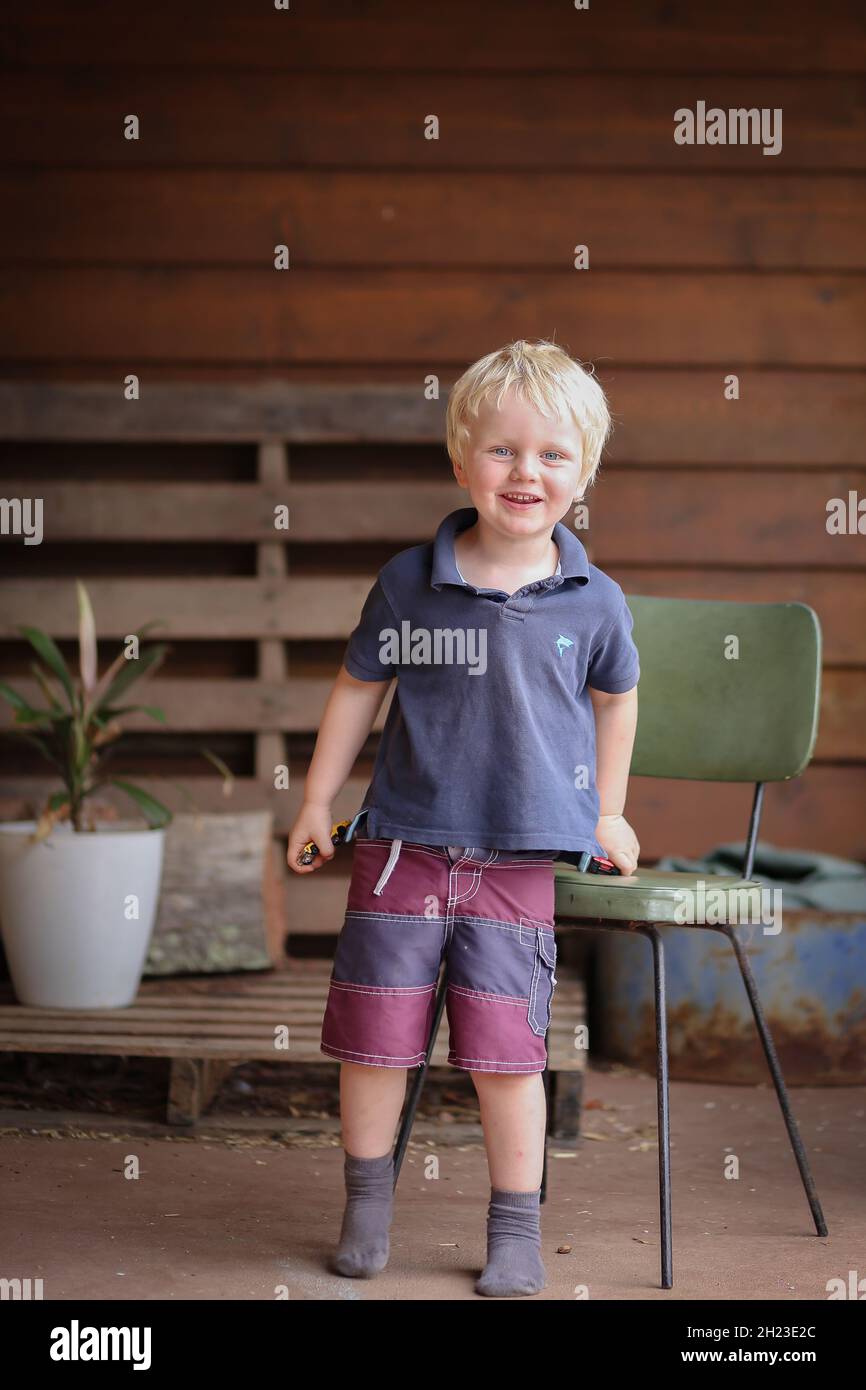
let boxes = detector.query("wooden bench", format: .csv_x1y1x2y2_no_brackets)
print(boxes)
0,958,587,1136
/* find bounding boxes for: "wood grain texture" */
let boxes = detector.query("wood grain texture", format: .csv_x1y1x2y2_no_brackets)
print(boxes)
2,0,862,72
6,473,864,558
3,269,864,365
3,72,863,170
2,377,864,464
0,668,863,761
2,573,864,660
5,171,865,270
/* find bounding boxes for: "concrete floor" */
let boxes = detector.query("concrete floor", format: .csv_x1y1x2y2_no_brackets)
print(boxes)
1,1065,863,1300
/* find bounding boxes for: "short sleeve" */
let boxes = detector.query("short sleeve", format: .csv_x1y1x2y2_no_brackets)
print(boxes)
342,575,398,682
586,591,640,693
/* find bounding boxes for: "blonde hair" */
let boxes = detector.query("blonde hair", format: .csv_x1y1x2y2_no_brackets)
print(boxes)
445,338,612,493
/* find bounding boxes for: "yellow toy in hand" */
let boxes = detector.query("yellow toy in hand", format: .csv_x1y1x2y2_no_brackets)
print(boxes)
297,820,352,866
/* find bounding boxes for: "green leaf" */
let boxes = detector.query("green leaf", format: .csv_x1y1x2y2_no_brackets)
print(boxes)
30,661,65,711
0,680,38,714
107,778,172,829
98,643,170,709
14,706,68,726
101,703,167,724
16,626,76,708
16,628,77,711
13,706,57,728
83,620,168,721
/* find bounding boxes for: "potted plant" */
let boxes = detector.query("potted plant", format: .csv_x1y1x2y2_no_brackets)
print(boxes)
0,580,230,1009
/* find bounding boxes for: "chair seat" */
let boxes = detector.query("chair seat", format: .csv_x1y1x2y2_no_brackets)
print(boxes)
554,864,764,925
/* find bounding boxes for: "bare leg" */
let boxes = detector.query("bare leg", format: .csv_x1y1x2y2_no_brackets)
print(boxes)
330,1062,408,1278
470,1071,547,1296
340,1060,408,1156
471,1071,547,1189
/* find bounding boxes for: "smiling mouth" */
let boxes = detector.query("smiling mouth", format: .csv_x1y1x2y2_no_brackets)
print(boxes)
499,493,543,507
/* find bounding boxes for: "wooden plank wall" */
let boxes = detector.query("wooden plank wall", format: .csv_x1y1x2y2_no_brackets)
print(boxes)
0,1,865,941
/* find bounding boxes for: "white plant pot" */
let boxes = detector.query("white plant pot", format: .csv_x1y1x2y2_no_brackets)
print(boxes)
0,819,166,1009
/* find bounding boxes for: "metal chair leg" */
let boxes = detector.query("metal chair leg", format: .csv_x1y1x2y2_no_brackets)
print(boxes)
392,967,448,1188
639,923,674,1289
716,922,829,1237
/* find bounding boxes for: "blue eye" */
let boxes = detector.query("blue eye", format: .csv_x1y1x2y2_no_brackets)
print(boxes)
491,447,562,460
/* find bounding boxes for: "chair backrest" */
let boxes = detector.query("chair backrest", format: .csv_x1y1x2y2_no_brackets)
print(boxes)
625,596,821,783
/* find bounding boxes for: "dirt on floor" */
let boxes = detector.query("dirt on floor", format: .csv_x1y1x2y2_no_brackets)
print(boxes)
0,1052,486,1128
0,1054,863,1301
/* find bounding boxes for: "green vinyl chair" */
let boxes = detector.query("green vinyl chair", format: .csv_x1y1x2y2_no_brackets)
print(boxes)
544,595,828,1289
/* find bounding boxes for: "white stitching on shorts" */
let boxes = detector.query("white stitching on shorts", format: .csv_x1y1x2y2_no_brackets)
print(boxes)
328,980,436,997
445,848,496,945
321,1042,427,1064
446,982,528,1006
524,932,557,1034
447,1053,545,1072
518,914,556,946
449,853,494,905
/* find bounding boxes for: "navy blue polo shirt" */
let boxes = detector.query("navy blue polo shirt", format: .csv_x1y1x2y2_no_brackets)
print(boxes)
342,507,640,855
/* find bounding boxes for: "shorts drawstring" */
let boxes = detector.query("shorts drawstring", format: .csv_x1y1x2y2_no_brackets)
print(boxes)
373,838,403,896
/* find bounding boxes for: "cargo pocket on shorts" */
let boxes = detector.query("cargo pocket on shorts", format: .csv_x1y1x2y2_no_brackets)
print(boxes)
526,927,558,1037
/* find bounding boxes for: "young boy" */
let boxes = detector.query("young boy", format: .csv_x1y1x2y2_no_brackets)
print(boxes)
288,338,640,1298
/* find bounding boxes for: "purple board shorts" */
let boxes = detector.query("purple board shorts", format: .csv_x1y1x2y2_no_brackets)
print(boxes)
320,837,559,1074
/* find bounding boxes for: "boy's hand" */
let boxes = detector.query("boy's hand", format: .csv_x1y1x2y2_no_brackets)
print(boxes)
595,813,640,876
287,802,337,874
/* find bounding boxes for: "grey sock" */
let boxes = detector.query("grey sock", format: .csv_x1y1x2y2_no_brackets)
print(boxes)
330,1150,394,1278
475,1187,546,1297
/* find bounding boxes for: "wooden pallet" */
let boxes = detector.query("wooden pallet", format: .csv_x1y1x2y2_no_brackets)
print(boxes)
0,959,587,1135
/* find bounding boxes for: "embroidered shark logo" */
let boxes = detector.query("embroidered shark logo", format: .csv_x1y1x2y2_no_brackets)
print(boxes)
556,634,574,657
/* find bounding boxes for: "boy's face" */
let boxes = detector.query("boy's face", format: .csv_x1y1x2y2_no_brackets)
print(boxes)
452,387,585,542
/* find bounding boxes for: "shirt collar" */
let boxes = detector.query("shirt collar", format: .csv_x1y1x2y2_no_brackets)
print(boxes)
430,506,590,590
